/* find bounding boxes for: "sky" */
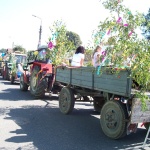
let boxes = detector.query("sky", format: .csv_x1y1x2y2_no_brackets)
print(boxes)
0,0,149,50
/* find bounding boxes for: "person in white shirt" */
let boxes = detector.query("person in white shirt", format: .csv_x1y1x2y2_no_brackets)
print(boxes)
17,63,24,73
92,46,102,67
71,46,85,67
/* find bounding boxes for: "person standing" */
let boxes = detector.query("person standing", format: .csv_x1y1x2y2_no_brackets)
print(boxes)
71,46,85,67
92,46,102,67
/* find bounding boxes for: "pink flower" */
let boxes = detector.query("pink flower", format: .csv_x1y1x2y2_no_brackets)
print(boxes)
117,17,122,23
107,29,111,35
128,30,133,37
124,24,128,27
48,41,54,49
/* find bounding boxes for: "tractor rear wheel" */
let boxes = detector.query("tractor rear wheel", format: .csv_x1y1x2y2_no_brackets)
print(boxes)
30,66,47,98
20,74,28,91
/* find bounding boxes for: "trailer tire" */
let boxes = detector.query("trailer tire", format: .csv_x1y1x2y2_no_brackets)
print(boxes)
100,100,128,139
59,87,75,115
30,66,46,98
20,74,28,91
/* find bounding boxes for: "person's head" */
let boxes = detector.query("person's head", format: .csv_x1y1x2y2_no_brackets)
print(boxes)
95,45,101,52
93,45,102,57
75,46,85,54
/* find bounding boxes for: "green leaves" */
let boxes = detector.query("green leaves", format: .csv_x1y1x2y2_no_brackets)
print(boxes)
95,0,150,106
47,20,74,66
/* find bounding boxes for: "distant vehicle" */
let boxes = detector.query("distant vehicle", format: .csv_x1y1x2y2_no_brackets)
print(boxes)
0,52,6,76
2,51,27,82
9,52,27,84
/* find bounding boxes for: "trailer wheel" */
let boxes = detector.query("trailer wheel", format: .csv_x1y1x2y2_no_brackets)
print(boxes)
59,87,75,115
30,66,46,98
93,97,105,113
100,100,128,139
20,74,28,91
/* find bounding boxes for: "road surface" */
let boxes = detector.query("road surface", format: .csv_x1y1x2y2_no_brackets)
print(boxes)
0,76,149,150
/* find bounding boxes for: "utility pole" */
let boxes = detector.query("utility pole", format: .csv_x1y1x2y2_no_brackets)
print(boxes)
32,15,42,49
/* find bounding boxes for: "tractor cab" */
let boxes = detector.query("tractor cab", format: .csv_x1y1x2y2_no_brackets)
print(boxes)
9,52,27,84
27,45,52,65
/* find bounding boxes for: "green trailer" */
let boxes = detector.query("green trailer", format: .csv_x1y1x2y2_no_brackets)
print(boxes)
55,66,150,139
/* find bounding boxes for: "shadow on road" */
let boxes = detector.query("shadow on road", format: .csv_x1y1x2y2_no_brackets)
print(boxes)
0,88,34,101
0,77,58,101
4,104,149,150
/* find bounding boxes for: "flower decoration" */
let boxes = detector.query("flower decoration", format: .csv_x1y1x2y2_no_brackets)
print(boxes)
117,17,122,23
107,29,111,35
48,41,54,49
34,51,38,56
128,30,134,37
124,24,128,27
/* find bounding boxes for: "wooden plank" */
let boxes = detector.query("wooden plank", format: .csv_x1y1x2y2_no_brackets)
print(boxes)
94,70,131,96
130,98,150,123
55,67,70,84
71,79,93,89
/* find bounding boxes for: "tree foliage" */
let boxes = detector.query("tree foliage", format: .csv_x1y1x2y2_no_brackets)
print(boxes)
0,48,7,53
141,8,150,40
13,45,26,54
47,20,74,65
94,0,150,108
66,31,82,48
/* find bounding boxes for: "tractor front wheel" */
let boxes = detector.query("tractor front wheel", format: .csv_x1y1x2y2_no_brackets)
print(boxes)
20,74,28,91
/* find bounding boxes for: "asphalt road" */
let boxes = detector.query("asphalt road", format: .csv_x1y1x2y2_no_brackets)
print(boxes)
0,76,150,150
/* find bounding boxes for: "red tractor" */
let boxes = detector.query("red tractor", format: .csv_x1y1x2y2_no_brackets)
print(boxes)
20,45,60,98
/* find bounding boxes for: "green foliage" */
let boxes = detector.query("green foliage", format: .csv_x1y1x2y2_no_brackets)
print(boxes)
85,49,93,66
141,8,150,40
95,0,150,107
11,63,17,76
47,20,74,65
13,45,26,54
66,31,82,48
0,48,7,53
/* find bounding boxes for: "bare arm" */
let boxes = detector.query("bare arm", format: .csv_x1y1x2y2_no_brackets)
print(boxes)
96,54,100,64
80,58,84,66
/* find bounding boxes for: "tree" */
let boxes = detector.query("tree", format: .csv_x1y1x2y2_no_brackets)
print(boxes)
94,0,150,109
47,20,75,65
141,8,150,40
13,45,26,54
66,31,82,48
0,48,7,53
